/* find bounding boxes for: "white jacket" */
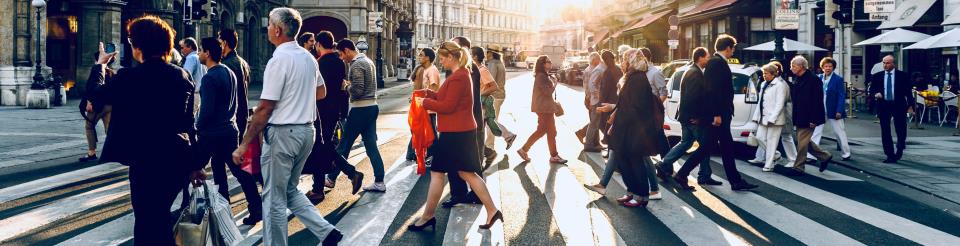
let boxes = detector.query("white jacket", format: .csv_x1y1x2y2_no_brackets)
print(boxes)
751,77,789,126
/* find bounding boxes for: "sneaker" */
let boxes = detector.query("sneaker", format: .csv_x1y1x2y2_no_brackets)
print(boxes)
747,159,763,166
504,134,517,150
648,191,662,200
616,194,633,203
549,156,568,164
622,199,648,207
762,167,774,172
363,182,387,192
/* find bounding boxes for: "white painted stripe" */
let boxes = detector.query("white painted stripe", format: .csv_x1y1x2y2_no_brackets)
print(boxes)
0,159,33,170
0,163,126,204
673,162,864,245
335,158,418,246
0,140,86,156
0,181,129,243
0,132,85,138
722,157,960,245
584,153,746,246
525,159,600,245
462,171,506,246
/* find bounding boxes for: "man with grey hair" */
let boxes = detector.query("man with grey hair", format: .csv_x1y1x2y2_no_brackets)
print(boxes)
576,52,604,151
231,7,342,246
788,55,832,175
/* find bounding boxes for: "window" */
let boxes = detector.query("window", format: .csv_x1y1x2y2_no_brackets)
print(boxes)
717,19,727,34
699,22,711,48
14,0,32,66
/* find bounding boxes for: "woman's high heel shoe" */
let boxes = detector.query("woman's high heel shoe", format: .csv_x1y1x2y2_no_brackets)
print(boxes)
407,217,436,231
479,211,503,229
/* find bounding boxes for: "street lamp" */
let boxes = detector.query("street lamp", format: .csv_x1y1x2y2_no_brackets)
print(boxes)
376,0,385,88
30,0,46,90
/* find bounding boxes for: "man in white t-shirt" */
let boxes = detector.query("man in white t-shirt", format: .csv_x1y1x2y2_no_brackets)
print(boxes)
231,7,342,246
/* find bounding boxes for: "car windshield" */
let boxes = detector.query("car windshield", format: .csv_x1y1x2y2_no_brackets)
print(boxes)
670,68,756,95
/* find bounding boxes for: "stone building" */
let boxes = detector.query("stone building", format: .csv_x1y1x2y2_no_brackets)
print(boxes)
0,0,414,106
462,0,538,56
414,0,464,48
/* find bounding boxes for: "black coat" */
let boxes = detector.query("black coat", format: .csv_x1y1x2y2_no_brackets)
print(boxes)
599,64,622,104
81,64,114,113
98,58,199,171
791,70,826,127
870,70,914,110
677,65,706,123
704,54,734,117
608,71,666,156
317,52,350,121
221,51,250,127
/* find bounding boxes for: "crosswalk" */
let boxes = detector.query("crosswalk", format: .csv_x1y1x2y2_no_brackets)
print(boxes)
3,76,960,245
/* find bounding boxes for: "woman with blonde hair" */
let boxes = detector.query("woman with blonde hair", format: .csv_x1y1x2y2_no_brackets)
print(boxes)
410,41,502,231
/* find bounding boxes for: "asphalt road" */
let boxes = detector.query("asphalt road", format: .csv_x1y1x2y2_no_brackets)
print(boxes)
2,70,960,246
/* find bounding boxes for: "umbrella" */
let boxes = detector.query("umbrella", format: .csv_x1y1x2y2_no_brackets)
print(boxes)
744,38,828,52
904,28,960,49
854,28,931,46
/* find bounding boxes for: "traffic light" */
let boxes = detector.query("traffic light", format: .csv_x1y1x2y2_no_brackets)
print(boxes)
815,0,838,27
209,1,218,17
191,0,208,20
831,0,853,24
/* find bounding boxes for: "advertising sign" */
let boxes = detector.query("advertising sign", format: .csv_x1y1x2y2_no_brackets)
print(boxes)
773,0,800,30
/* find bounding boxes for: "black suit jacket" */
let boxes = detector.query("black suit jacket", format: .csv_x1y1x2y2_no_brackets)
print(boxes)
317,52,349,121
221,51,250,125
791,70,826,127
599,65,622,104
98,58,199,171
870,70,914,110
677,65,706,123
704,53,734,117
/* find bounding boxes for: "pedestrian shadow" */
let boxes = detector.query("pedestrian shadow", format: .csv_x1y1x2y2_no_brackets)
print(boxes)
508,162,565,245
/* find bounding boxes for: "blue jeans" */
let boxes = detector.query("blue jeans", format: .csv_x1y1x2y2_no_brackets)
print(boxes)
660,123,711,180
599,150,659,191
331,105,385,182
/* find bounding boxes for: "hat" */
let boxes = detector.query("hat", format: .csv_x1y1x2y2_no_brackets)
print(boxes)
486,44,502,53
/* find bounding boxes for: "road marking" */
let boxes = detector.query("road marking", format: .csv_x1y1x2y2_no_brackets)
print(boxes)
0,159,32,170
801,166,861,181
0,163,126,204
0,181,129,243
724,157,960,245
0,132,85,138
0,140,86,157
674,161,864,245
584,152,746,246
334,158,417,246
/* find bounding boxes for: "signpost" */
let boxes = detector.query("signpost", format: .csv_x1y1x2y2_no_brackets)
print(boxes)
368,12,383,33
667,15,679,61
772,0,800,30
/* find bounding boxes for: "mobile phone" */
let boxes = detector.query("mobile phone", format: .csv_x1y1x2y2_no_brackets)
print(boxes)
105,42,116,53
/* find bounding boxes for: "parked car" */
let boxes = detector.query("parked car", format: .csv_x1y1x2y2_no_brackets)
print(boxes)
557,59,590,86
525,56,539,69
662,62,761,144
660,59,691,79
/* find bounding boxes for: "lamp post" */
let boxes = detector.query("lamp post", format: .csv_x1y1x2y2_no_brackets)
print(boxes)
30,0,46,90
376,0,385,88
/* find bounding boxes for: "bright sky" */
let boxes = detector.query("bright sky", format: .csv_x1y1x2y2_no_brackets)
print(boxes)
536,0,594,23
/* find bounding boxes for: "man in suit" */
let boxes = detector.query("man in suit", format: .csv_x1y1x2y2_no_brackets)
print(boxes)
698,35,757,190
870,55,915,163
665,47,717,189
811,57,852,161
789,56,833,175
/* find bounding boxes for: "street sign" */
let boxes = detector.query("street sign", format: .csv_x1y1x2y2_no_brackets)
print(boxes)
864,0,896,13
368,12,383,33
870,12,891,21
773,0,800,30
668,40,679,49
668,15,679,26
668,30,679,40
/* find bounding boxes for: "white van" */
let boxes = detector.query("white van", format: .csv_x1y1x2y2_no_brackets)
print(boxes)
662,62,761,144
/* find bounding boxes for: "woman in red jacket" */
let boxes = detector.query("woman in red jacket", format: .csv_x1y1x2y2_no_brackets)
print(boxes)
409,41,502,231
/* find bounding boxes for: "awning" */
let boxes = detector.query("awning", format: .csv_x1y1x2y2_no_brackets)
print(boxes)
904,28,960,49
854,28,931,46
877,0,936,29
679,0,738,17
744,38,828,52
944,7,960,26
624,11,672,32
611,18,643,38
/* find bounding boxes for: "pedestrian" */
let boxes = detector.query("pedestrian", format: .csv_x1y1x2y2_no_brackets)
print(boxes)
788,55,833,175
516,55,568,164
307,31,364,202
180,37,206,114
810,57,852,161
598,50,622,153
440,36,485,208
96,15,202,245
638,47,669,195
79,50,114,162
194,37,263,225
408,40,503,231
748,61,799,169
298,32,318,58
405,48,442,161
596,48,665,207
751,62,791,172
682,35,757,190
231,7,342,245
218,29,252,145
657,47,712,184
471,46,517,161
482,44,518,157
576,52,604,152
329,38,387,192
870,54,914,163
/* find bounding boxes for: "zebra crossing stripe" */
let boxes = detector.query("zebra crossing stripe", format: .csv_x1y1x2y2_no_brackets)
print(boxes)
0,181,129,243
0,163,126,204
334,158,419,245
725,157,960,245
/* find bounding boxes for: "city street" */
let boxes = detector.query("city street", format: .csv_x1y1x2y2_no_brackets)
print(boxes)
2,70,960,246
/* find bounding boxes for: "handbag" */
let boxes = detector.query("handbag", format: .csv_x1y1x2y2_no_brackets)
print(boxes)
240,134,262,175
206,181,244,246
174,186,210,246
553,93,565,117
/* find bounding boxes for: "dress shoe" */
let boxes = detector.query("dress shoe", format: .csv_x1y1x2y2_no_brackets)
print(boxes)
842,156,852,161
731,182,759,191
575,129,586,144
479,211,503,229
747,159,763,166
672,176,696,190
550,156,568,164
616,194,634,203
79,154,98,162
321,229,343,246
306,190,326,203
517,149,531,162
350,172,365,195
882,158,898,163
656,170,671,181
818,156,833,172
622,199,649,207
441,198,463,208
698,179,723,186
407,217,437,231
242,215,262,226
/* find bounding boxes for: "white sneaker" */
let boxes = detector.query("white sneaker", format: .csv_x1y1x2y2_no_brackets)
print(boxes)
649,192,662,200
747,159,763,165
363,182,387,192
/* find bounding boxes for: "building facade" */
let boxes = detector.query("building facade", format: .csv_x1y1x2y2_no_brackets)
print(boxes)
462,0,538,55
414,0,464,48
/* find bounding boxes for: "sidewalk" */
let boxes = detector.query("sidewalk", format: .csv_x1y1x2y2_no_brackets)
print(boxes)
820,110,960,205
0,78,411,176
